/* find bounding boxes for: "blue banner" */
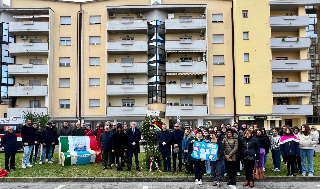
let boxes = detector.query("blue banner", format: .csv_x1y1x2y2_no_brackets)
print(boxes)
192,141,218,161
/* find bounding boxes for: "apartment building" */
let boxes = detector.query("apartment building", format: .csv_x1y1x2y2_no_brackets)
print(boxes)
0,0,317,129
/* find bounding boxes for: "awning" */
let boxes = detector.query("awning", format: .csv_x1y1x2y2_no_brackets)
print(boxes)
273,93,311,97
167,72,206,75
166,50,206,53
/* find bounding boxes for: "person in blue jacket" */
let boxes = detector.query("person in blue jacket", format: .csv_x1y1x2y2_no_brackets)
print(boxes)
158,124,172,172
100,124,114,170
182,127,194,175
171,123,184,172
2,126,17,172
209,131,224,187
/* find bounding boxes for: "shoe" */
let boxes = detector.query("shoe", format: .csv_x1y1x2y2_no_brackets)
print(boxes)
111,163,114,166
108,166,112,169
45,159,48,162
286,173,290,176
284,163,287,165
217,182,221,187
195,179,199,185
243,181,250,186
39,161,43,165
11,168,16,171
198,179,202,185
237,172,240,176
302,173,306,176
213,181,217,186
136,168,141,172
263,168,265,172
48,161,53,164
34,161,38,165
126,168,131,171
224,173,228,176
179,169,183,172
163,169,167,172
273,168,281,172
271,168,275,171
172,169,176,172
249,181,254,188
308,174,314,177
103,167,107,170
51,158,55,162
26,164,32,168
5,169,10,172
292,174,296,176
21,165,26,169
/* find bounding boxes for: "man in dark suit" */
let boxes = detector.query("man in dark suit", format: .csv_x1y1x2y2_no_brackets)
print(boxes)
126,121,141,171
158,124,172,172
172,123,184,172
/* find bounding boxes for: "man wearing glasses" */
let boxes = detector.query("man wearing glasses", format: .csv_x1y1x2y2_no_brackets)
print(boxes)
2,127,17,172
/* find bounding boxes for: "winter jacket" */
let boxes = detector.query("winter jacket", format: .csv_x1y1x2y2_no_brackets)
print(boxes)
100,131,114,150
21,124,36,146
126,128,141,154
182,133,193,159
51,126,58,144
297,133,318,150
241,136,260,161
42,127,57,147
222,135,238,161
84,129,94,136
172,129,184,150
60,127,72,136
311,130,319,147
270,134,281,151
158,130,172,153
96,129,104,150
1,132,17,153
257,134,270,153
73,127,85,136
188,137,204,161
211,138,224,161
35,129,41,144
280,135,299,156
113,131,127,156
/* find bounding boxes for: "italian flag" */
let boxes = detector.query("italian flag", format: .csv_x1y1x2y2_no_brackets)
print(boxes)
59,136,101,166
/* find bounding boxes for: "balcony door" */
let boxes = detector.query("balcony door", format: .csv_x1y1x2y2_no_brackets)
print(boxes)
29,80,41,86
180,98,193,106
29,100,41,108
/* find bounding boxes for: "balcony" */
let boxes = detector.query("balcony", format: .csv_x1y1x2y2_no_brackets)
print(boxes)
165,40,206,52
165,18,206,33
8,86,48,97
9,43,48,55
107,41,148,54
7,107,48,118
107,63,148,74
9,21,49,35
166,83,207,95
272,82,312,93
270,38,310,52
272,105,313,115
271,60,312,71
107,106,148,117
8,64,48,76
270,16,309,31
107,19,148,34
166,105,208,116
107,84,148,95
166,61,207,73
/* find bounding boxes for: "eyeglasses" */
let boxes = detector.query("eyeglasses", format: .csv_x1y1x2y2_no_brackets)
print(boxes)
174,126,179,127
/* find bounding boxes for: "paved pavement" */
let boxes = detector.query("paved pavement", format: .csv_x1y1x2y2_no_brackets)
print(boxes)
1,182,320,189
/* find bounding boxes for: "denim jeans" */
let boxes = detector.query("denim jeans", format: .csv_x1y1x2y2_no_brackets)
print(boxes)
210,160,222,182
205,161,211,174
300,149,314,175
264,153,268,168
40,146,53,162
22,145,33,166
272,150,281,169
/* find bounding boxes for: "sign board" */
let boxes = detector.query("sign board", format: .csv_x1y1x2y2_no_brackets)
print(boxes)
254,116,267,120
146,110,160,117
239,116,254,120
267,116,282,120
192,141,218,161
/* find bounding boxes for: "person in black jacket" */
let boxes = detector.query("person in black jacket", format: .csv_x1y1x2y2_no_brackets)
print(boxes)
2,126,17,172
172,123,184,172
100,125,114,170
60,121,72,136
45,121,58,162
113,124,127,171
158,124,172,172
126,122,141,171
21,119,37,168
209,131,224,187
39,122,57,164
241,129,260,188
30,123,41,164
256,129,270,171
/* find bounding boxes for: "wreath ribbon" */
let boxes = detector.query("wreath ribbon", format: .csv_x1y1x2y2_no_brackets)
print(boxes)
149,157,162,172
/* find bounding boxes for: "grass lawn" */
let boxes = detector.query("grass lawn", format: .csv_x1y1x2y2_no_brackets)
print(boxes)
0,152,319,177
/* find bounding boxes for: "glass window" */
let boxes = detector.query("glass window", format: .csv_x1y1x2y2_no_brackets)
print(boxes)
89,57,100,66
212,34,224,44
59,99,70,109
90,16,101,24
245,96,250,106
60,57,70,67
59,78,70,88
89,99,100,108
213,76,225,86
122,99,134,107
89,78,100,87
60,37,71,46
213,55,224,65
89,36,101,45
212,14,223,22
60,16,71,25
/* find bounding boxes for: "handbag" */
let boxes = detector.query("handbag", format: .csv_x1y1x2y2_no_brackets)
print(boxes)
253,165,265,180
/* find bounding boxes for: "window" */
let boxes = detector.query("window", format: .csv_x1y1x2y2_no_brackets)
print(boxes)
244,75,250,84
90,15,101,24
243,32,249,40
121,37,134,45
180,78,193,84
122,37,134,41
122,78,134,85
276,78,288,82
212,14,223,22
59,78,70,88
180,36,192,44
89,57,100,66
122,99,134,107
213,55,224,65
29,59,42,65
245,96,250,106
29,100,41,108
277,98,288,105
180,57,192,62
242,10,248,18
213,76,225,86
60,37,71,46
89,78,100,87
180,98,193,106
122,58,134,63
89,36,101,45
244,53,249,62
60,16,71,25
60,57,70,67
275,57,288,60
214,97,225,107
212,34,224,44
89,99,100,108
59,99,70,109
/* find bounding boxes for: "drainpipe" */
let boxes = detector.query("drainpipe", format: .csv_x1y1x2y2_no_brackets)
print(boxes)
231,0,237,122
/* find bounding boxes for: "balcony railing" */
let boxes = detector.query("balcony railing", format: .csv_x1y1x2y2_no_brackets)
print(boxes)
9,43,48,55
272,82,312,93
270,38,310,51
165,18,206,33
8,86,48,97
166,61,207,73
107,41,148,54
165,40,206,52
7,107,48,118
272,105,313,115
107,84,148,95
271,60,312,71
9,21,49,34
107,19,148,33
107,106,148,116
166,83,207,95
107,62,148,74
166,105,208,116
8,64,48,76
270,16,309,29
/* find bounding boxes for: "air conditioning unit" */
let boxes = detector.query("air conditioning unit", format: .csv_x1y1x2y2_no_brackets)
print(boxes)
21,35,28,40
109,13,116,18
137,13,143,18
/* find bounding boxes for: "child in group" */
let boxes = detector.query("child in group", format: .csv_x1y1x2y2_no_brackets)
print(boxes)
209,131,224,187
270,128,281,172
189,129,205,185
204,129,211,176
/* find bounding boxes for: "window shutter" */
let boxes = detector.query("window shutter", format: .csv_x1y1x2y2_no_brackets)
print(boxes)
244,53,249,62
60,57,70,64
59,78,70,88
89,78,100,86
89,57,100,66
122,78,134,84
213,77,225,85
212,14,223,22
180,78,193,84
180,98,193,105
60,17,71,25
214,97,225,107
122,58,134,63
245,96,250,106
212,34,224,43
90,16,101,24
213,55,224,65
90,36,101,45
89,99,100,107
60,99,70,104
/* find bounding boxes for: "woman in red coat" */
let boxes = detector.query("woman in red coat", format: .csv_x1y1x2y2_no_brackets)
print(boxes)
84,126,94,136
96,124,104,150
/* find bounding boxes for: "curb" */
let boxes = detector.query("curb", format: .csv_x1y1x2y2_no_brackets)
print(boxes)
1,176,320,182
